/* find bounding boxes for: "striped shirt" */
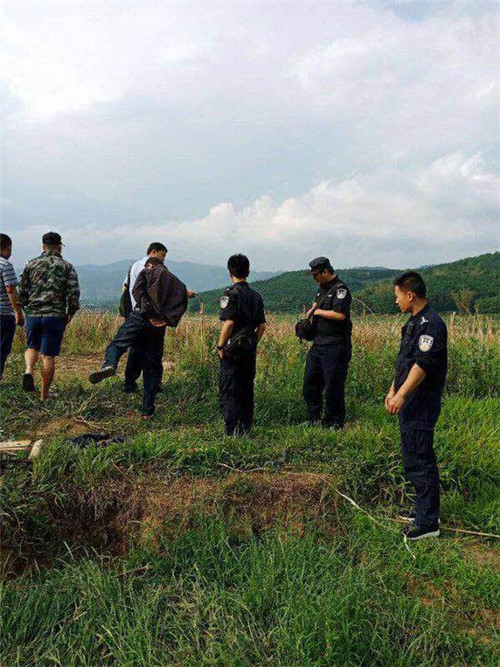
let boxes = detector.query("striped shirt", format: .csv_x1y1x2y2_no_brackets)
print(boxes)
0,256,18,316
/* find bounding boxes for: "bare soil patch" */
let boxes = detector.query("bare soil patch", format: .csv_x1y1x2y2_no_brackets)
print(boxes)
5,472,337,569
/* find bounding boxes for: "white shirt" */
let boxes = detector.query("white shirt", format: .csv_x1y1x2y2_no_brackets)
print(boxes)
124,256,149,309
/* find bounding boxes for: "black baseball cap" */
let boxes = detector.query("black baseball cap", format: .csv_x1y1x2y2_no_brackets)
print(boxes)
307,256,334,275
42,231,64,246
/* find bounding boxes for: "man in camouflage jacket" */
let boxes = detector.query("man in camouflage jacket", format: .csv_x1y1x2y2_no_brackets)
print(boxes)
19,232,80,401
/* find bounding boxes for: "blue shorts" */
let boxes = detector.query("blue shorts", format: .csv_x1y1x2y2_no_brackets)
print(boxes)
25,316,66,357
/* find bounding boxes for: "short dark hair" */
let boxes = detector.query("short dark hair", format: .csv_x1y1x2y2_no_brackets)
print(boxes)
0,233,12,251
227,254,250,279
147,242,167,254
393,271,427,298
145,256,163,268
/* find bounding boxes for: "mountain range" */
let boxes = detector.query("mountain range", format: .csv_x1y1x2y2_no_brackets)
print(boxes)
77,259,279,306
192,252,500,314
76,252,500,314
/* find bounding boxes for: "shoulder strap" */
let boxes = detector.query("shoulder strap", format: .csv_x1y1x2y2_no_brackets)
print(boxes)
309,289,331,319
125,265,132,288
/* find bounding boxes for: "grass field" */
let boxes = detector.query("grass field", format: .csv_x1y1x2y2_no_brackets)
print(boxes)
1,312,499,666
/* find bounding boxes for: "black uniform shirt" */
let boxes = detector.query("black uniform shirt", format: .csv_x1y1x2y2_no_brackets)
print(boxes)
313,277,352,345
219,281,266,342
395,304,448,431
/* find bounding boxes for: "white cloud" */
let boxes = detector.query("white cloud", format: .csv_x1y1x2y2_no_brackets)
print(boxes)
14,151,499,270
2,1,499,269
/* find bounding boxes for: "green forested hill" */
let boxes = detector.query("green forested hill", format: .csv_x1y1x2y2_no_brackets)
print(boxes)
356,252,500,314
193,252,500,314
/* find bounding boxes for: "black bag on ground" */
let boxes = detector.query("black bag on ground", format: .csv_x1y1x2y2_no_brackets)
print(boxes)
68,433,126,449
119,266,133,318
224,326,255,358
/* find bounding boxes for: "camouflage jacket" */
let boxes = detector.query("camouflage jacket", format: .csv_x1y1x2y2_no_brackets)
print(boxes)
19,251,80,317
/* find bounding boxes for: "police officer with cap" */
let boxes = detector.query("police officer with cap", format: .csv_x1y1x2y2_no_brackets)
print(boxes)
217,254,266,436
302,257,352,429
385,271,447,541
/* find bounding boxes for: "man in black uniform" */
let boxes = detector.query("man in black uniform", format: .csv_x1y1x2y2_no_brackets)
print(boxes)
217,254,266,436
385,271,447,541
303,257,352,429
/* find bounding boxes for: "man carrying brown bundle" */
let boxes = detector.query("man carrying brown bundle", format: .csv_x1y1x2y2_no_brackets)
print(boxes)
89,257,193,418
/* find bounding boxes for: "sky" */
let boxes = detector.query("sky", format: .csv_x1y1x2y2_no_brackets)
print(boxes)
2,0,499,271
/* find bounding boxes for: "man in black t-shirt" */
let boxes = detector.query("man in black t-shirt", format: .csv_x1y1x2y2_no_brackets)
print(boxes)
217,254,266,436
302,257,352,429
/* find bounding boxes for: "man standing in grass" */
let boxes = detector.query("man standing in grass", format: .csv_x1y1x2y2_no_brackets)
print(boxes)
302,257,352,430
385,271,447,541
122,242,196,394
90,257,191,419
19,232,80,401
122,242,168,394
217,254,266,436
0,233,24,379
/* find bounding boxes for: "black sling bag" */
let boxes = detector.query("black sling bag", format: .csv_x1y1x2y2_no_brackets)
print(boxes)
119,266,133,318
224,289,261,358
295,290,332,341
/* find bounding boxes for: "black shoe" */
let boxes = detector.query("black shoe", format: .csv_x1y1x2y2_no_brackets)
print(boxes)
123,383,138,394
22,373,35,392
89,366,116,385
403,524,440,541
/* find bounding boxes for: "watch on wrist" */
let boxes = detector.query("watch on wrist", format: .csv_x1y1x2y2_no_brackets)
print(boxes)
217,345,225,350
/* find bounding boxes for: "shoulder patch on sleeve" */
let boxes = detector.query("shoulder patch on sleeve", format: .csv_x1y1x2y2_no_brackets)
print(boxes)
336,288,347,300
220,296,230,309
419,334,434,352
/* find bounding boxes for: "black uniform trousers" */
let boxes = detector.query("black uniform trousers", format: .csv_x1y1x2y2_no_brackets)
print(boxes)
303,342,351,427
220,351,256,436
303,343,351,427
401,428,440,528
103,311,165,416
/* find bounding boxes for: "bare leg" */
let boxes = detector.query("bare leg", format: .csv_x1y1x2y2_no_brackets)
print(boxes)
41,355,55,401
25,348,39,374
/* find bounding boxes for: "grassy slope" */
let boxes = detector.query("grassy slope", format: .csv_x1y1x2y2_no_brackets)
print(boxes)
192,252,500,314
1,313,499,665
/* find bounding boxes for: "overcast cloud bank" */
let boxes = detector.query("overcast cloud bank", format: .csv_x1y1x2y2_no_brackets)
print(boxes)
2,0,499,269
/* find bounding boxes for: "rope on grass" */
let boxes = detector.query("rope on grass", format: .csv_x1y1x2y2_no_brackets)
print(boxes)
216,463,500,540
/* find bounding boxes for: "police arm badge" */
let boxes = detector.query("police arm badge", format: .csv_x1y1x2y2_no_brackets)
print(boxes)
418,334,434,352
220,296,230,309
336,288,347,299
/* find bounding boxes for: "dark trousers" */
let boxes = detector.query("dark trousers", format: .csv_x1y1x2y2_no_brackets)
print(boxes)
0,314,16,379
220,352,257,435
103,311,165,416
103,311,146,369
401,429,440,528
303,343,351,426
124,345,163,391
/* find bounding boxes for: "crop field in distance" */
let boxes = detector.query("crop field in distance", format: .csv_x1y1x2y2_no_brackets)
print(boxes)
1,311,499,666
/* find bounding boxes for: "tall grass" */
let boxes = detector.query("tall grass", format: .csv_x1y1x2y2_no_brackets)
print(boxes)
2,515,498,666
2,312,499,666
